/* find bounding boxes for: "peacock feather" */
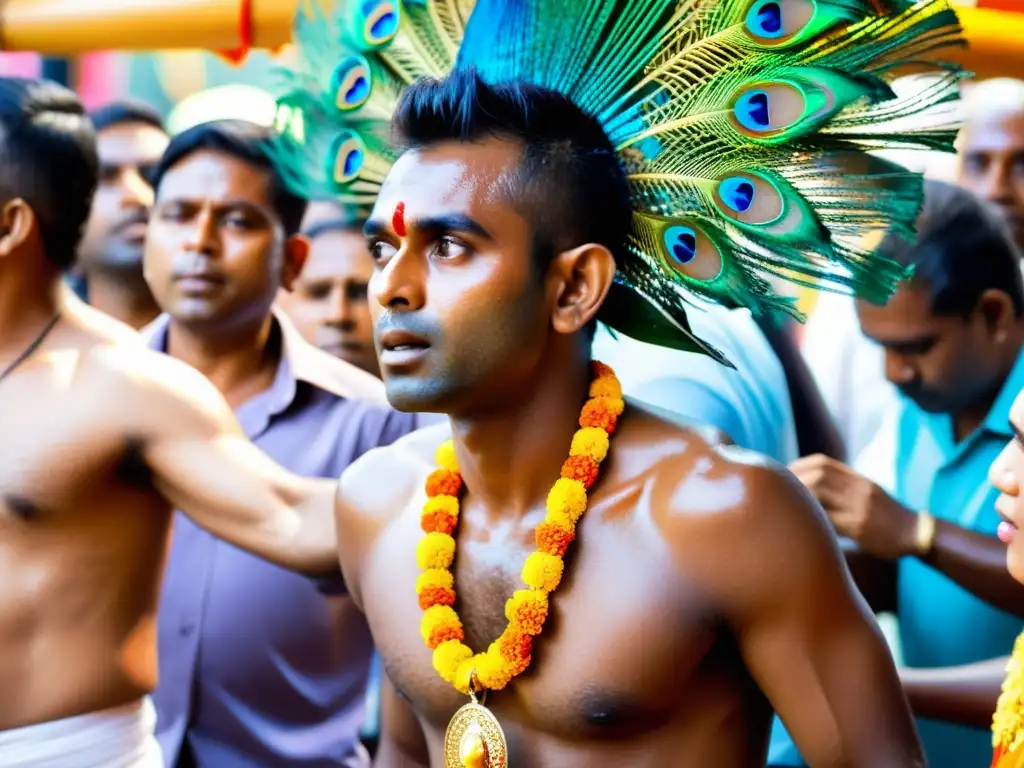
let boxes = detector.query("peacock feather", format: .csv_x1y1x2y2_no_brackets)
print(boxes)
269,0,965,366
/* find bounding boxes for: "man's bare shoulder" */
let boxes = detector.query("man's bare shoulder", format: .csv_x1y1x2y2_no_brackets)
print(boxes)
619,406,831,562
79,342,235,436
62,286,143,347
336,421,451,526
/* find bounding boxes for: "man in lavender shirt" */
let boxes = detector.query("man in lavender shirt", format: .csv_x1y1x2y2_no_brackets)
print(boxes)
140,120,417,767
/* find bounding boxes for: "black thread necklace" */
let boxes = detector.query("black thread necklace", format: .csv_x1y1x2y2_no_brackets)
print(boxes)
0,312,62,384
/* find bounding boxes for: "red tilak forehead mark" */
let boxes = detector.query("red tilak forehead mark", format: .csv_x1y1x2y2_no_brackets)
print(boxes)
392,202,406,237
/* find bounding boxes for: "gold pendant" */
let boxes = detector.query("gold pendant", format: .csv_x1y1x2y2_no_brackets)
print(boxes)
444,691,508,768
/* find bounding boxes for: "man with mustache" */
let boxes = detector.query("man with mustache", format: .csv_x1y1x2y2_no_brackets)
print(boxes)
791,179,1024,768
76,100,168,330
140,120,417,767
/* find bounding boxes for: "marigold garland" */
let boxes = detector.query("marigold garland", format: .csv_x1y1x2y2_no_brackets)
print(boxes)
416,360,623,695
992,632,1024,767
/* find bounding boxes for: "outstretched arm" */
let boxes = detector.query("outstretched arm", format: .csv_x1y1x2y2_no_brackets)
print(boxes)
129,350,339,574
901,656,1007,728
706,460,922,767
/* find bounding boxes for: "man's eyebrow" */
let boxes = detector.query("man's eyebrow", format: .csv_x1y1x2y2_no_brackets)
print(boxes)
363,213,492,240
1012,420,1024,447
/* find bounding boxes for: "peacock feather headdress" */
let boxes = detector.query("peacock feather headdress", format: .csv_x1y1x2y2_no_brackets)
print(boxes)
270,0,964,366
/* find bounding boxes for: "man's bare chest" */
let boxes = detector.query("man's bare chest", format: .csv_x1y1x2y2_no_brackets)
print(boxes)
0,369,140,519
361,505,721,736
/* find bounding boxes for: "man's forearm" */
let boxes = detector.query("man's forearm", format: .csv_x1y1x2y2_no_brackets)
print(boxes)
901,656,1008,728
920,519,1024,617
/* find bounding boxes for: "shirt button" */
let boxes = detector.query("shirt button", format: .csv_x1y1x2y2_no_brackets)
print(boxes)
178,624,195,637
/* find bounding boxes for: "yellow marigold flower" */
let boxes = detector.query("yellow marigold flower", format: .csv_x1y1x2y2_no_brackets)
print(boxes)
475,647,513,691
424,494,459,519
589,375,622,400
545,477,587,526
435,440,459,472
420,605,463,649
415,568,454,594
521,551,564,592
505,589,549,635
569,427,609,463
993,632,1024,752
432,639,473,683
453,655,483,695
416,531,455,570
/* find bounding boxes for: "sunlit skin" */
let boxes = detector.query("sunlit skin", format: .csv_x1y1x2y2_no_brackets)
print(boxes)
285,226,379,376
957,80,1024,250
0,147,339,732
990,391,1024,585
856,282,1016,440
77,121,169,329
334,137,923,767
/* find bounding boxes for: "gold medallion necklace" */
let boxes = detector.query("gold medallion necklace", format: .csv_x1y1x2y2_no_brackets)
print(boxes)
416,361,624,767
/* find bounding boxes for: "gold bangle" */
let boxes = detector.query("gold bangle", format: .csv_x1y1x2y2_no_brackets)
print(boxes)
916,510,937,556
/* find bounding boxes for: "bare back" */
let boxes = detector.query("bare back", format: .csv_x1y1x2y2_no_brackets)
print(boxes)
0,298,178,728
337,407,920,766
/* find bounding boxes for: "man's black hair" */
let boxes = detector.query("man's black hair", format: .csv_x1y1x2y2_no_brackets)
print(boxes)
149,120,308,236
878,179,1024,317
89,99,165,134
0,77,98,271
392,68,632,272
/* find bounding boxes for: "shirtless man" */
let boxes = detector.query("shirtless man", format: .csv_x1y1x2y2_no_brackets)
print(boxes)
334,70,922,767
0,78,338,765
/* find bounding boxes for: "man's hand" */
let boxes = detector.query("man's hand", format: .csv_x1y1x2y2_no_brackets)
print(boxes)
790,453,918,560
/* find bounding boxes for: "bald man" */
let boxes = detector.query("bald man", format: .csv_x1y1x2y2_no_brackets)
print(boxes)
958,78,1024,247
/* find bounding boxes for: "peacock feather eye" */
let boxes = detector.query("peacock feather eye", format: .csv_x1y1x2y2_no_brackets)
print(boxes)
330,56,373,111
664,225,698,265
718,177,756,214
363,0,400,46
326,131,367,188
746,0,784,39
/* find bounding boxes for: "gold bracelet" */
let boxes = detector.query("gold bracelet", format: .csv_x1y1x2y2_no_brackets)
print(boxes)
915,510,937,556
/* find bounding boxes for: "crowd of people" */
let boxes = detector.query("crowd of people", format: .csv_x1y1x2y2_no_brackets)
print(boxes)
2,1,1024,766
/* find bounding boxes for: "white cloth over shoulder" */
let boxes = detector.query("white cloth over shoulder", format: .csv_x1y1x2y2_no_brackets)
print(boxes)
0,698,163,768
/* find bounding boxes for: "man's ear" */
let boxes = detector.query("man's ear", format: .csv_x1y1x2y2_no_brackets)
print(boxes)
280,234,310,293
547,242,616,336
977,288,1017,343
0,198,36,260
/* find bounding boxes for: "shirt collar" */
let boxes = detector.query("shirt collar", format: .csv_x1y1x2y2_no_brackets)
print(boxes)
140,309,387,426
982,346,1024,439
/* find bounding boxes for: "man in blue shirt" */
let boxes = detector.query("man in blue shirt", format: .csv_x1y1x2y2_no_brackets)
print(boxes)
779,180,1024,767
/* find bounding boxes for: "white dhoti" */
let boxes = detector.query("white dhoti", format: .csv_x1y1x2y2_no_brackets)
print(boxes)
0,698,163,768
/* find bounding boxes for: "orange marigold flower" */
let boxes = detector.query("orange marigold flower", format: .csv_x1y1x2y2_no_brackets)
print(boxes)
535,521,575,557
420,509,457,535
569,426,609,463
579,399,619,434
589,361,622,399
505,589,549,635
522,551,564,592
425,468,463,498
420,605,464,649
418,585,456,610
497,630,533,675
561,454,599,489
